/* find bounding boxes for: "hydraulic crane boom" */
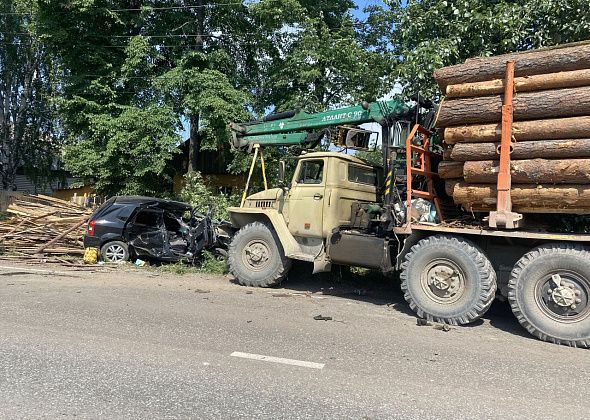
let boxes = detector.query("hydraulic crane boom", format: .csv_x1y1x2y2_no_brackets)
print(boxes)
230,99,411,151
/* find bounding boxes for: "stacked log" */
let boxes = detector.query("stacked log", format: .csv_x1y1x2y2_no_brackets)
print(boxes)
434,42,590,213
0,194,91,256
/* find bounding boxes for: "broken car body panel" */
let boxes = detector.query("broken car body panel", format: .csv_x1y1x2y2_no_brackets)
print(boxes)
84,196,217,262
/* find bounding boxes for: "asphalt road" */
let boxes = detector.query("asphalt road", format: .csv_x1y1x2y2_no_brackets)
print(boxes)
0,263,588,419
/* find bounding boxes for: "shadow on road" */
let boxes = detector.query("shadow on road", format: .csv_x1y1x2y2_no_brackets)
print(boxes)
484,300,533,340
239,261,533,338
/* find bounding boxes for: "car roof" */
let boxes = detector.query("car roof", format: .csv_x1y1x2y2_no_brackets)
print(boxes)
112,196,192,212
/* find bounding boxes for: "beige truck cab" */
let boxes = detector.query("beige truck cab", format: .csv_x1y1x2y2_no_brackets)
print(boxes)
228,151,387,287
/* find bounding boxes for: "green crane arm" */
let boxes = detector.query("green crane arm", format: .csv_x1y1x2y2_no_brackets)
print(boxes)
231,99,410,150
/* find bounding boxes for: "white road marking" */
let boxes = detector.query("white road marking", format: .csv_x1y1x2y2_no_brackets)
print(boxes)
230,351,325,369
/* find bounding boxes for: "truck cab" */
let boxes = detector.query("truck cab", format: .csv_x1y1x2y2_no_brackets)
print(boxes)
228,151,385,287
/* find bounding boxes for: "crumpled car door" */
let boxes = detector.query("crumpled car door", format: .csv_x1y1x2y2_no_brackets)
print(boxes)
124,208,166,258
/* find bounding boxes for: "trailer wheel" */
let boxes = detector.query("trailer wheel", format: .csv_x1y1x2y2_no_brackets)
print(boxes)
228,222,291,287
400,235,497,325
508,243,590,348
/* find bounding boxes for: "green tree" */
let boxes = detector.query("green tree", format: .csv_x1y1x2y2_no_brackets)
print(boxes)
0,0,60,190
368,0,590,97
251,0,388,113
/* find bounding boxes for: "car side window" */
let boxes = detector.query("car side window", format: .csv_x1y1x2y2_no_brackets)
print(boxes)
297,160,324,184
133,210,161,227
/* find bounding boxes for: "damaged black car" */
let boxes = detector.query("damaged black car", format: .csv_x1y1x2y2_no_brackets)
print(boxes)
84,196,231,263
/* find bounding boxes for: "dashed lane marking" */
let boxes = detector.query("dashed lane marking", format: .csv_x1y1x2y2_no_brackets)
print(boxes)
230,351,325,369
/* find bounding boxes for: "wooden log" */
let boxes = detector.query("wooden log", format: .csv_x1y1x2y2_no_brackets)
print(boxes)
443,116,590,144
463,159,590,184
436,86,590,127
438,161,464,179
450,138,590,161
434,42,590,91
442,148,453,160
448,182,590,209
33,217,88,255
445,69,590,98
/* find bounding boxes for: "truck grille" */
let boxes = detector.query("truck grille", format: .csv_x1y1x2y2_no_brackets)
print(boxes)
255,200,274,208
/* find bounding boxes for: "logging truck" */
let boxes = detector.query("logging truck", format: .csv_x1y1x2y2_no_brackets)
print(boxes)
227,43,590,348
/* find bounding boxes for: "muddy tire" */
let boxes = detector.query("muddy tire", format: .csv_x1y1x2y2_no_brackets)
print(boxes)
100,241,129,263
508,243,590,347
228,222,291,287
400,235,497,325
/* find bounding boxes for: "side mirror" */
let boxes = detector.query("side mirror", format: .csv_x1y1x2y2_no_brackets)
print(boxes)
278,160,286,185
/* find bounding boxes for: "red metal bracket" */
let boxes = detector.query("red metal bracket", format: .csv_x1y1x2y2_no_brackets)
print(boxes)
489,61,523,229
405,124,444,222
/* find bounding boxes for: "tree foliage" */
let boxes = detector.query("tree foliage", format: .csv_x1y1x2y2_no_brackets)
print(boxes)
369,0,590,97
251,0,388,113
4,0,590,197
0,0,60,189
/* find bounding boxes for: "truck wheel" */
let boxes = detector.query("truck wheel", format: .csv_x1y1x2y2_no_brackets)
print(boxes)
400,235,497,325
508,244,590,347
100,241,129,263
228,222,291,287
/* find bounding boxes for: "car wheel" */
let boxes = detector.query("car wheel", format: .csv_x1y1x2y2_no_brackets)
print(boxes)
101,241,130,263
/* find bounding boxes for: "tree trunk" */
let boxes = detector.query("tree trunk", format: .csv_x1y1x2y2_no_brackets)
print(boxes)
443,116,590,144
445,68,590,98
450,138,590,161
438,161,464,179
188,115,199,172
437,86,590,127
434,42,590,90
447,181,590,211
462,159,590,184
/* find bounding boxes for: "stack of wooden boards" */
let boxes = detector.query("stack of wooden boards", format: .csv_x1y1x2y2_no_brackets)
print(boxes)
0,194,91,256
435,42,590,213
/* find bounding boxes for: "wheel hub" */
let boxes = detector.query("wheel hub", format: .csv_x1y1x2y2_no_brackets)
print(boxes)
421,260,465,304
550,286,576,308
538,272,589,321
429,266,457,291
243,240,271,270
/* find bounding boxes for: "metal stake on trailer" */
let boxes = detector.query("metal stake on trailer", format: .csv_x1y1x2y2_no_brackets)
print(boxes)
489,60,523,229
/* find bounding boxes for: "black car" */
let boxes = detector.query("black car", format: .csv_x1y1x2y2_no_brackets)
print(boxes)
84,196,231,263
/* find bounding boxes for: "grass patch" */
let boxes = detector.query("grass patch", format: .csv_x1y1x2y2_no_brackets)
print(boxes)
152,251,228,276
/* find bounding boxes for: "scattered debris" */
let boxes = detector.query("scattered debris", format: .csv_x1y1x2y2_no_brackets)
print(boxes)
271,293,292,297
351,288,369,296
245,291,253,294
313,314,333,321
416,318,432,326
194,289,210,293
0,194,91,257
433,324,452,332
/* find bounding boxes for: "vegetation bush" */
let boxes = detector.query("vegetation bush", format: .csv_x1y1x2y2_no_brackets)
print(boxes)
179,171,239,220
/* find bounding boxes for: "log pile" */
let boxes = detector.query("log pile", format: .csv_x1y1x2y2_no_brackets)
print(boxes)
0,194,91,256
435,42,590,213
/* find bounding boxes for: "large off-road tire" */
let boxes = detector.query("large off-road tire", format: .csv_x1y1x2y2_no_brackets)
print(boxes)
228,222,291,287
100,241,129,263
400,235,497,325
508,243,590,348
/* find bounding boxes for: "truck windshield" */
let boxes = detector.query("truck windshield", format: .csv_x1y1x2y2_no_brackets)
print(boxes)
297,160,324,184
